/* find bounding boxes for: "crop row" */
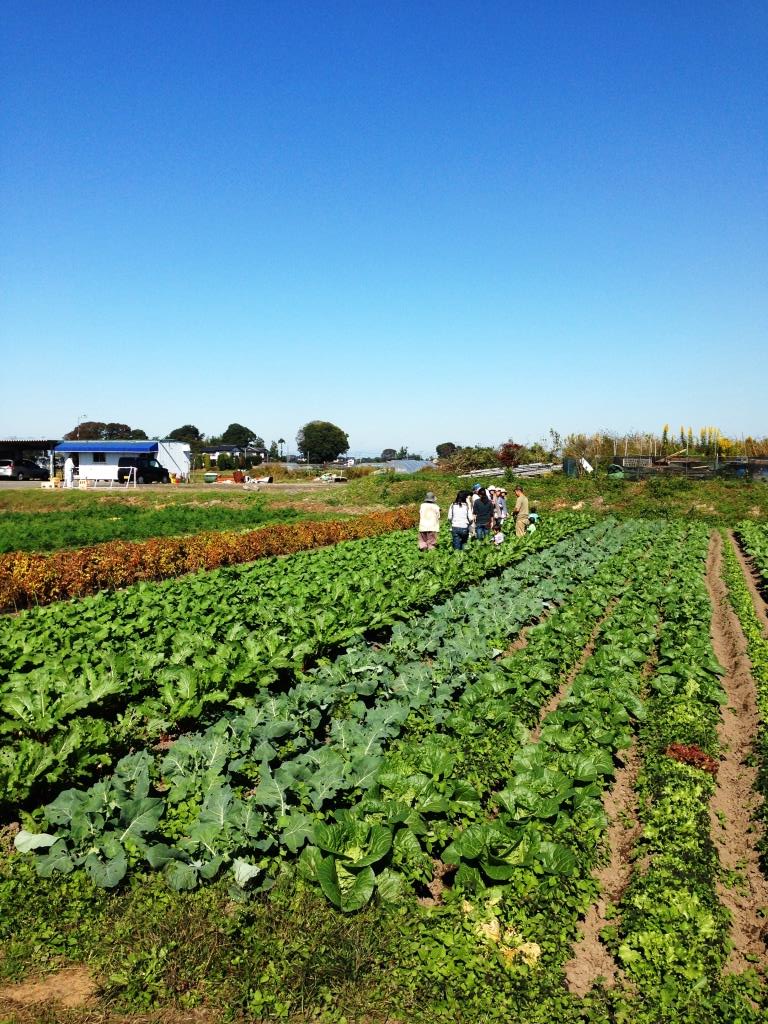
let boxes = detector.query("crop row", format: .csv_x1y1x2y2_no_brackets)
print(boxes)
721,533,768,862
399,522,679,995
0,507,419,611
611,525,762,1020
297,519,664,915
15,519,649,889
0,515,590,808
736,520,768,593
0,498,307,555
305,519,757,1015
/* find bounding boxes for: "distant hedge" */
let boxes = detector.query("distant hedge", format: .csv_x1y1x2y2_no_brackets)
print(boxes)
0,507,416,612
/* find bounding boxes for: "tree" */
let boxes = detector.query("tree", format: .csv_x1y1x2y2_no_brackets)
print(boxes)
63,420,146,440
278,437,286,460
435,442,457,460
380,448,397,461
168,425,202,444
63,420,104,440
129,428,148,440
498,441,524,467
222,423,260,448
547,428,563,459
441,446,500,473
296,421,349,463
103,422,133,439
268,440,279,460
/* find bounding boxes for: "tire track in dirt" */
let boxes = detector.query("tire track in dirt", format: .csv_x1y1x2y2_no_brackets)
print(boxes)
564,742,641,995
729,529,768,637
706,530,768,974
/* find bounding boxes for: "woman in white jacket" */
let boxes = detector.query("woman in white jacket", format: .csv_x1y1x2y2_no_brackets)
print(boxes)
418,491,441,550
447,489,473,550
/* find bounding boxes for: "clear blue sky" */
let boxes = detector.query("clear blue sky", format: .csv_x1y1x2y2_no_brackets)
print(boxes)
2,1,766,455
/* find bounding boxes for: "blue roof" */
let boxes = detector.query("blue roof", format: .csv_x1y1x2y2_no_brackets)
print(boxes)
54,441,158,453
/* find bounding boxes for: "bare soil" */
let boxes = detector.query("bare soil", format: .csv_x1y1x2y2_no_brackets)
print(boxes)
0,1007,216,1024
416,859,457,908
565,743,642,995
0,967,98,1011
706,530,768,974
0,967,219,1023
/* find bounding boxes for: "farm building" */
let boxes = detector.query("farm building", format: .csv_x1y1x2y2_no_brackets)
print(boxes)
54,439,192,483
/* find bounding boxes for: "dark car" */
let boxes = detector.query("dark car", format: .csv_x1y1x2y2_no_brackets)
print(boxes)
0,458,49,481
117,456,170,484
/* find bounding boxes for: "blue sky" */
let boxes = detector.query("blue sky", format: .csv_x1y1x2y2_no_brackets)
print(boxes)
2,1,766,455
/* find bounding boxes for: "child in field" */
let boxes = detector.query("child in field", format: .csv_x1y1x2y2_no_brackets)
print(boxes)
493,526,504,545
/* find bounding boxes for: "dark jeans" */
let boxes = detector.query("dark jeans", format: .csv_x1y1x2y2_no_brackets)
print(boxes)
451,527,469,550
475,524,490,540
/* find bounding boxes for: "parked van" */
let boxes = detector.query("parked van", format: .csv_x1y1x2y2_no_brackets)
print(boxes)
117,456,170,484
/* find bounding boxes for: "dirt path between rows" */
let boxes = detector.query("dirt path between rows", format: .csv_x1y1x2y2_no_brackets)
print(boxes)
729,530,768,637
0,966,97,1011
0,967,217,1023
706,530,768,974
564,742,641,995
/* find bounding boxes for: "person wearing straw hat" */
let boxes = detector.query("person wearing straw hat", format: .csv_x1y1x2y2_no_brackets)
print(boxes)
418,491,441,550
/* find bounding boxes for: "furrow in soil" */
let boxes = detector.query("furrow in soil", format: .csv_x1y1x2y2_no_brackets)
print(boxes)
564,742,641,996
706,530,768,974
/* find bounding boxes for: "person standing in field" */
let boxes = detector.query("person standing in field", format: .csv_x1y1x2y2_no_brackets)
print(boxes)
494,487,508,530
448,489,472,550
418,491,441,550
514,484,530,537
472,487,494,540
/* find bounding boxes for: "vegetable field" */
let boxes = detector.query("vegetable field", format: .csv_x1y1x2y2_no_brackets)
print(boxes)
2,510,768,1023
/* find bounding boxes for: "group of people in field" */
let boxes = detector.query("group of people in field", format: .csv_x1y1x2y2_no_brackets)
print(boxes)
417,483,534,551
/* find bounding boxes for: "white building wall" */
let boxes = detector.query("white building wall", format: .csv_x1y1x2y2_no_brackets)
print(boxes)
77,452,121,481
156,441,192,480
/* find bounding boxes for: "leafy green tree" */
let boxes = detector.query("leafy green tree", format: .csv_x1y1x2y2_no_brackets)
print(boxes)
63,420,146,440
104,422,133,440
268,440,279,460
168,425,202,444
380,448,397,461
296,421,349,463
222,423,261,448
435,442,457,459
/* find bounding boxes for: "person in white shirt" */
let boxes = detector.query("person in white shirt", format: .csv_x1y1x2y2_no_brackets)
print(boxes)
448,490,473,550
418,491,441,550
